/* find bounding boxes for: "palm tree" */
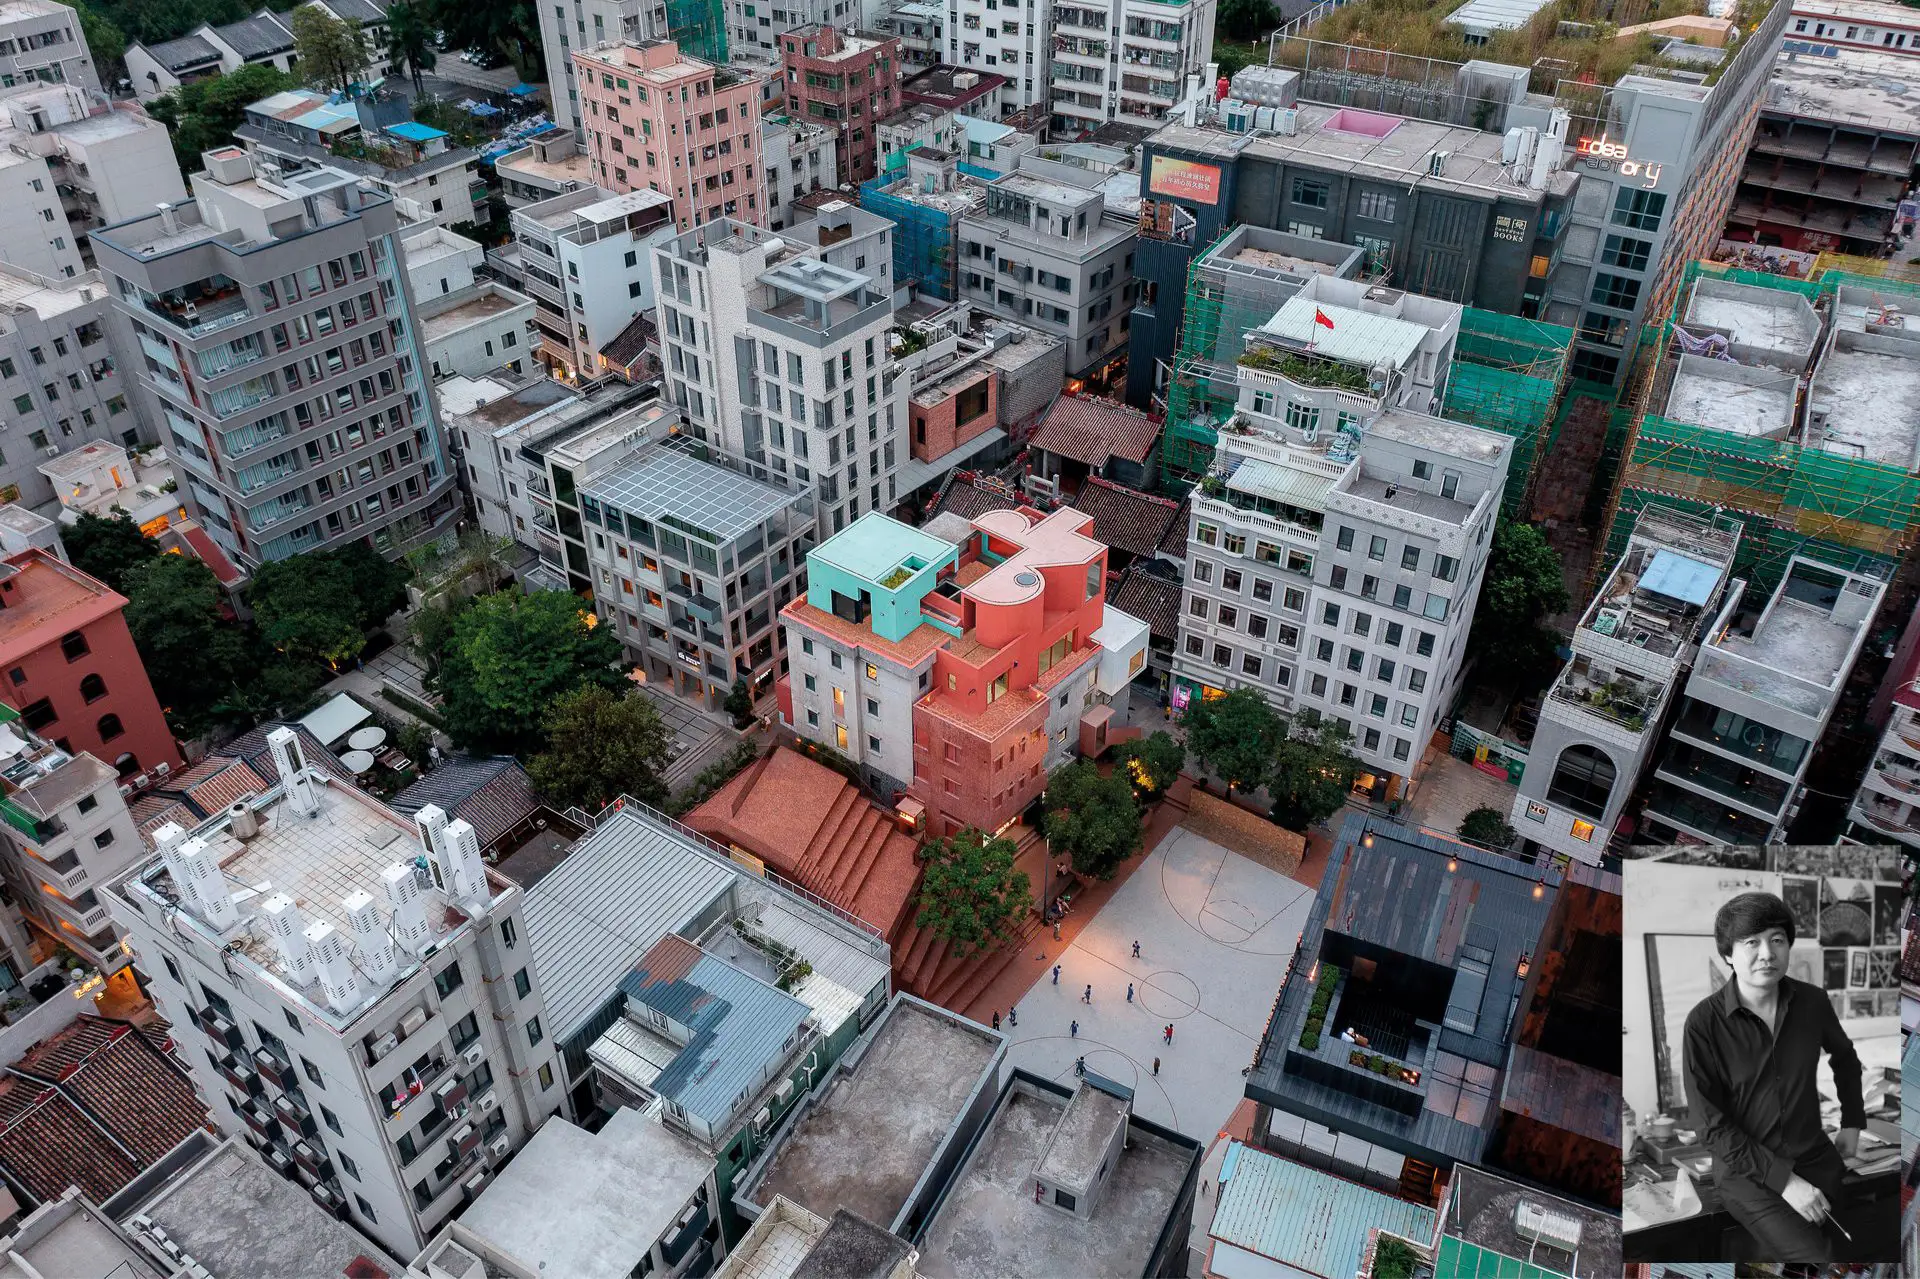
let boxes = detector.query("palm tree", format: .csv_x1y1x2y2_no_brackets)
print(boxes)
385,0,436,94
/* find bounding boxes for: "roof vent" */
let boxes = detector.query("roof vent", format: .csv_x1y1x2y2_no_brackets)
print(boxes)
1014,570,1040,587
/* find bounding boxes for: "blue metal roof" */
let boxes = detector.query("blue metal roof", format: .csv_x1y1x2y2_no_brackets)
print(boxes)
386,121,448,142
1210,1141,1435,1277
1640,548,1719,606
620,935,810,1129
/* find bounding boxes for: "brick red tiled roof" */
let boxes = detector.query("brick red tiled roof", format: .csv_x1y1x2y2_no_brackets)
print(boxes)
687,747,921,939
1070,477,1182,558
0,1015,208,1205
1028,395,1160,467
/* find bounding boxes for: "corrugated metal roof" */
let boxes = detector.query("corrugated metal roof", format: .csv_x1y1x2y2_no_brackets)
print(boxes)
1260,297,1427,371
621,936,811,1128
1226,458,1339,512
1210,1141,1435,1276
521,810,736,1042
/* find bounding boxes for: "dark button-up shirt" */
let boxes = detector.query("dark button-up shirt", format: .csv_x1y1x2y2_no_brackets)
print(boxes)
1683,974,1866,1194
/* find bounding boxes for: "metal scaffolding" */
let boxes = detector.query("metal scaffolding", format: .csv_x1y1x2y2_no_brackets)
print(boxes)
1440,309,1575,519
1597,258,1920,591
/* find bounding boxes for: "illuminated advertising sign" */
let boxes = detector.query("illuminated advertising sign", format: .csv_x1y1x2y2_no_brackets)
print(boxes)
1148,156,1222,206
1574,134,1664,189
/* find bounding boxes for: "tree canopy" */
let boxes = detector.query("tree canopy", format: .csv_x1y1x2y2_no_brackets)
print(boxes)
383,0,436,92
246,545,409,669
148,64,298,176
290,5,370,93
1218,0,1274,41
1268,710,1362,831
914,829,1031,957
1470,521,1570,679
1116,730,1185,796
1042,760,1142,880
429,0,540,76
1459,806,1518,850
1183,687,1283,795
526,686,672,811
122,554,248,738
64,512,160,594
436,590,624,752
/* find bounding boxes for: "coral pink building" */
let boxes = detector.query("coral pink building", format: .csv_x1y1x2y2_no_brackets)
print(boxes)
778,507,1148,838
572,39,768,229
780,26,902,185
0,549,180,780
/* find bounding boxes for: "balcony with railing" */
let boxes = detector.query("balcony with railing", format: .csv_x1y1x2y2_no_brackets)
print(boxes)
136,277,254,338
195,335,267,378
1548,659,1662,742
245,488,314,533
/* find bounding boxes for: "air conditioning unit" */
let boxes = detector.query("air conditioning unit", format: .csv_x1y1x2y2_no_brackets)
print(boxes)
463,1168,490,1194
447,1122,475,1154
153,761,170,776
399,1007,429,1038
487,1134,510,1157
1512,1199,1583,1253
369,1030,399,1062
752,1105,771,1132
475,1090,497,1114
41,446,58,458
462,1042,485,1066
774,1079,794,1105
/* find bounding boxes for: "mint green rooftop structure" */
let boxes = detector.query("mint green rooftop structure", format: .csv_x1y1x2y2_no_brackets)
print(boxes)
803,512,960,643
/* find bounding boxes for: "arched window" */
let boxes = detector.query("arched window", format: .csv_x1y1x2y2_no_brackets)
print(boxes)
96,713,124,743
112,751,138,778
79,673,106,703
1547,744,1616,820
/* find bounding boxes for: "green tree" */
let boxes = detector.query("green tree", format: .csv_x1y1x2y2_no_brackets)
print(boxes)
63,512,160,594
436,590,623,752
395,720,435,767
148,64,297,176
1268,710,1361,831
76,3,127,81
1470,521,1570,680
526,685,672,810
326,541,412,632
248,555,363,669
122,554,247,737
1218,0,1274,40
383,0,437,93
1183,686,1283,795
1459,806,1518,850
1214,44,1254,83
211,648,325,726
290,5,369,93
1042,759,1142,879
914,829,1031,957
1116,730,1185,796
723,677,755,728
409,592,474,681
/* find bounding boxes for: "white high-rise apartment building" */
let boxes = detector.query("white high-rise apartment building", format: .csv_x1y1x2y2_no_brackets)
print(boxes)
651,201,904,538
1046,0,1215,132
104,729,563,1261
1173,282,1505,798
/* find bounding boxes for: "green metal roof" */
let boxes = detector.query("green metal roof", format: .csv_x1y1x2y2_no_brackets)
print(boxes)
1209,1141,1435,1277
808,510,959,586
1435,1236,1571,1279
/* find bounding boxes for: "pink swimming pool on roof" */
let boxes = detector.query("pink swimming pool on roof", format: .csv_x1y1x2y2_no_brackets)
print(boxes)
1324,108,1403,138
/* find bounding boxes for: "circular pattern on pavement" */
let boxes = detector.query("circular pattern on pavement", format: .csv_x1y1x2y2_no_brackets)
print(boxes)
1137,969,1201,1020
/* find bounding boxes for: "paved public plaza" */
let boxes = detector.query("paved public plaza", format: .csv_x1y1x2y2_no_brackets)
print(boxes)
999,826,1315,1142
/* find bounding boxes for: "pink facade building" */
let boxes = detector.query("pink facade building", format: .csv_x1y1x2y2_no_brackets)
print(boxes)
780,26,902,186
573,38,768,229
778,508,1149,839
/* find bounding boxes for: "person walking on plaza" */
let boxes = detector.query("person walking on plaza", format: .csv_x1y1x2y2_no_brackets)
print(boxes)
1083,984,1093,1004
1132,940,1141,959
991,1012,1001,1030
1070,1019,1079,1038
1164,1023,1174,1045
1008,1005,1017,1027
1052,965,1060,985
1127,983,1135,1003
1152,1057,1160,1076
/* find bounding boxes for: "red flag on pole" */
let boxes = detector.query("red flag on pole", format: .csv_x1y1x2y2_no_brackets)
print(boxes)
1314,307,1336,331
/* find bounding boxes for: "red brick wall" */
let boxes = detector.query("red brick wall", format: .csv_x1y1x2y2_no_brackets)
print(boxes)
4,608,181,778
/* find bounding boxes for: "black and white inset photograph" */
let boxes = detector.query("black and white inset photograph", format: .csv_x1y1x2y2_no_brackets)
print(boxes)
1623,846,1903,1265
